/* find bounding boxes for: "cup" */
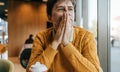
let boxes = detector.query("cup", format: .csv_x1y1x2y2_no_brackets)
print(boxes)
30,62,48,72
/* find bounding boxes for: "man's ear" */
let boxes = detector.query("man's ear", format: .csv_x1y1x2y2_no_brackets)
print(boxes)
48,15,52,22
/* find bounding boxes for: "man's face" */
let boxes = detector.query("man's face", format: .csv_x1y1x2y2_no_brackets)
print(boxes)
49,0,75,30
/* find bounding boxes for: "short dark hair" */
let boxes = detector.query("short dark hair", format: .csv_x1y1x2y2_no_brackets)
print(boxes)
47,0,76,16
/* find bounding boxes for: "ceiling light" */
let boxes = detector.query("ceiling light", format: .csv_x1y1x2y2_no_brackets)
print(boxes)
43,0,47,2
4,9,8,12
5,14,8,16
25,0,31,1
0,2,5,6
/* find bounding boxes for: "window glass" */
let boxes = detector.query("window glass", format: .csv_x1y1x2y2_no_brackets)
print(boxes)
111,0,120,72
0,18,8,44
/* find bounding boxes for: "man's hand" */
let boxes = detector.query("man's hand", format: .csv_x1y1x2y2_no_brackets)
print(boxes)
62,13,73,46
51,13,66,49
51,12,73,49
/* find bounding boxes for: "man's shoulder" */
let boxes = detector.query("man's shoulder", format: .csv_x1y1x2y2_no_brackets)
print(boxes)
74,26,89,33
73,26,93,36
36,28,53,37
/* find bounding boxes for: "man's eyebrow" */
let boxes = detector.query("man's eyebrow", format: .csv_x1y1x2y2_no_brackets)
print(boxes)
56,6,64,8
56,6,73,8
68,6,74,8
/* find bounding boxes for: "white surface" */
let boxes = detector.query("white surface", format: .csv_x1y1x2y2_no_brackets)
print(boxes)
0,51,8,59
30,62,47,72
111,47,120,72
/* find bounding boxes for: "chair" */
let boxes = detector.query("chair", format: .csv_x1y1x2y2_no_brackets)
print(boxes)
0,59,14,72
20,48,31,68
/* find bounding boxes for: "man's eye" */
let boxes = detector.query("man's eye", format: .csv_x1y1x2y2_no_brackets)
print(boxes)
57,8,64,11
69,8,74,11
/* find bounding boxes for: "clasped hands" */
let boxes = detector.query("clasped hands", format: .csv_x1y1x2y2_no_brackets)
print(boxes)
51,12,73,49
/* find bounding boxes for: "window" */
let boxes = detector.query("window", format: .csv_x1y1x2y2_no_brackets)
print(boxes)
0,18,8,44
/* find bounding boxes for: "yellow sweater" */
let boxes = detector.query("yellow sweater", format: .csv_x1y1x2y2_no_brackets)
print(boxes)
26,26,100,72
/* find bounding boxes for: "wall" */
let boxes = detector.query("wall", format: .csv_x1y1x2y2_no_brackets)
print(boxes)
8,1,47,56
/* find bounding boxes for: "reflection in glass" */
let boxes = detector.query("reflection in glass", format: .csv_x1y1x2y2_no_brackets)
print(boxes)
111,0,120,72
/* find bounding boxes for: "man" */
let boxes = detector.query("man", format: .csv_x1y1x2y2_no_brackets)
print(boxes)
26,0,100,72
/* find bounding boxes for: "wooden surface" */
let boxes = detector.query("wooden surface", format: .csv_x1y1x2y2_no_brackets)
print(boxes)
9,57,26,72
8,1,47,56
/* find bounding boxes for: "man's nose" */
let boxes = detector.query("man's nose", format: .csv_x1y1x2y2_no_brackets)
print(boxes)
64,8,70,15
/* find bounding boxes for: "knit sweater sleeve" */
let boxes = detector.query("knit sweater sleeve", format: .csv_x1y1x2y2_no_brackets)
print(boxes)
26,32,58,72
61,32,100,72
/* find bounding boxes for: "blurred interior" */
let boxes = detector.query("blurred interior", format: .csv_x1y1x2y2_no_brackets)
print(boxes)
0,0,120,72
